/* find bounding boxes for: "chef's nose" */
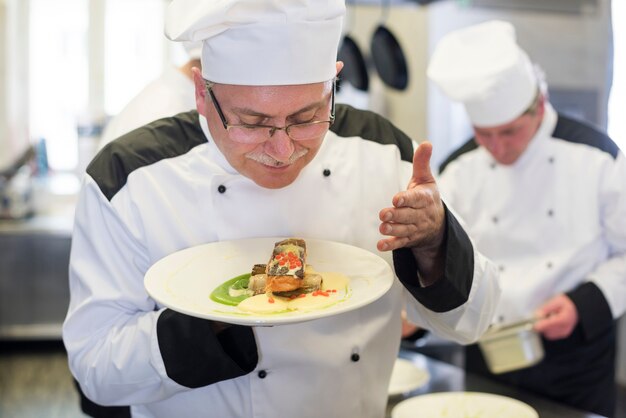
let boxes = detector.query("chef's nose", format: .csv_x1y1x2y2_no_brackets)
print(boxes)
264,129,295,162
486,135,505,157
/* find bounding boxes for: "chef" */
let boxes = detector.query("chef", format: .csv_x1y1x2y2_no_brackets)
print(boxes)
98,40,203,150
62,1,501,417
428,20,626,417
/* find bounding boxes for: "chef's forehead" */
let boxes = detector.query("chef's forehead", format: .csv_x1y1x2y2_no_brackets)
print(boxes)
165,0,346,86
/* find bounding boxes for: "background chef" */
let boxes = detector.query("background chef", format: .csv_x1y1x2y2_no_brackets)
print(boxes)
98,40,203,150
63,1,501,417
429,20,626,417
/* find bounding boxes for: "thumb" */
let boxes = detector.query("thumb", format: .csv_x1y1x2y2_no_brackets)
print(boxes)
412,141,435,185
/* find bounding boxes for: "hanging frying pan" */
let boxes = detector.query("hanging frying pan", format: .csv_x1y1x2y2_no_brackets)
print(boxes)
337,34,370,92
370,0,409,91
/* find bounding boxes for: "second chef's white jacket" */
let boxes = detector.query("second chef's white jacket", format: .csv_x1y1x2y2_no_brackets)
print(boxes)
439,103,626,327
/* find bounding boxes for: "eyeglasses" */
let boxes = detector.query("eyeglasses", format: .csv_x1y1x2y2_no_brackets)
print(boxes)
205,79,335,144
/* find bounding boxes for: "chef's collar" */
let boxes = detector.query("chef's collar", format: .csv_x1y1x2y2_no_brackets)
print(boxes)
164,0,345,86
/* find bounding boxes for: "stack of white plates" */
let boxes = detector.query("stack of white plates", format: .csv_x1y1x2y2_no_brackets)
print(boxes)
387,358,430,396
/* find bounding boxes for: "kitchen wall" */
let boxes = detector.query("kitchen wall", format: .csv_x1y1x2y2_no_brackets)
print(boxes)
347,0,613,167
341,2,429,146
0,0,6,166
0,0,30,172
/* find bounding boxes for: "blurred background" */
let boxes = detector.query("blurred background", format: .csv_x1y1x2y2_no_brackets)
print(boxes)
0,0,624,416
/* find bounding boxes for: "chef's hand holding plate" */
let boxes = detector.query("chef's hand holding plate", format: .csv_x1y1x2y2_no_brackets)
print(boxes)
533,293,579,340
377,141,446,286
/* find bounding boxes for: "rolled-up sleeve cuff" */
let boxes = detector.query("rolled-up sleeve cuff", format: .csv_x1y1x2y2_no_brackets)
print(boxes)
393,205,473,313
157,309,258,388
567,281,614,341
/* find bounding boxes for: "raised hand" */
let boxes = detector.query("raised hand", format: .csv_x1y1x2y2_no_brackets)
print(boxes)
377,141,446,284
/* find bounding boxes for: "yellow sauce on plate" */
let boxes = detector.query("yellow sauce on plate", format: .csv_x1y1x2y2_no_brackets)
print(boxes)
237,271,349,314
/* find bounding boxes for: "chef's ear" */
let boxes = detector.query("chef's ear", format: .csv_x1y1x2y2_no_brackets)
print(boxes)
336,61,344,77
192,67,209,117
537,92,546,118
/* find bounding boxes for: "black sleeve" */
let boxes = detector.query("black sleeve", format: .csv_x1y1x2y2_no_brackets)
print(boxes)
393,205,474,313
567,281,614,341
157,309,258,388
74,379,131,418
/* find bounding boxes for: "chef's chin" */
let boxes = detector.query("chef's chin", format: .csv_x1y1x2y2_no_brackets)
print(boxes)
249,166,301,189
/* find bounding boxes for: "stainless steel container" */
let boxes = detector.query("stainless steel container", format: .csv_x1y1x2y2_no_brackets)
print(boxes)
478,319,544,374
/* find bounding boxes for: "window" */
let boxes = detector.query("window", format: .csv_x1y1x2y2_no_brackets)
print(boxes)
104,0,166,115
29,0,88,171
27,0,168,172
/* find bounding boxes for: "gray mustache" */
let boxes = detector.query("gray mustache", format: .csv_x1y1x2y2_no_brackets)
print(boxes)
245,147,309,167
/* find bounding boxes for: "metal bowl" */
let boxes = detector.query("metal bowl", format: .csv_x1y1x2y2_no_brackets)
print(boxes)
478,319,544,374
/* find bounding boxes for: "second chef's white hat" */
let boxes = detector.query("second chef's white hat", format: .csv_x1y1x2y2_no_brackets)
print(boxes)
427,20,538,127
165,0,345,86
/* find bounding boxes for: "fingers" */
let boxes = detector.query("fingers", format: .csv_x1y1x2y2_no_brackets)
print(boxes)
411,141,436,186
379,186,440,233
377,236,410,252
379,220,415,238
390,187,438,213
379,211,435,236
534,314,574,340
534,294,572,318
377,206,444,252
532,294,578,340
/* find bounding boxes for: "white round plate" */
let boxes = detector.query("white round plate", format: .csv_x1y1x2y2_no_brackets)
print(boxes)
388,358,430,396
144,237,394,326
391,392,538,418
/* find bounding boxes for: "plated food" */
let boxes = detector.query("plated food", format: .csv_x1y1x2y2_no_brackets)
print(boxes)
210,238,350,315
144,237,394,326
265,238,308,292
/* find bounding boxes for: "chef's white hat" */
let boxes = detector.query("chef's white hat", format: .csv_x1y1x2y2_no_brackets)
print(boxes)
165,0,345,86
427,20,538,127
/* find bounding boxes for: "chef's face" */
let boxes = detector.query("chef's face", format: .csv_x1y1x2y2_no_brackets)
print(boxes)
473,95,545,165
193,66,340,189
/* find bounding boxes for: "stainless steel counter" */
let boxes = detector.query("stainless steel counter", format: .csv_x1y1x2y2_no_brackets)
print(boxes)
0,174,77,339
386,350,606,418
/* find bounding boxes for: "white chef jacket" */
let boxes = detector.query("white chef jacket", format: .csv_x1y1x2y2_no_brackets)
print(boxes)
98,66,196,150
439,103,626,329
63,107,500,418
